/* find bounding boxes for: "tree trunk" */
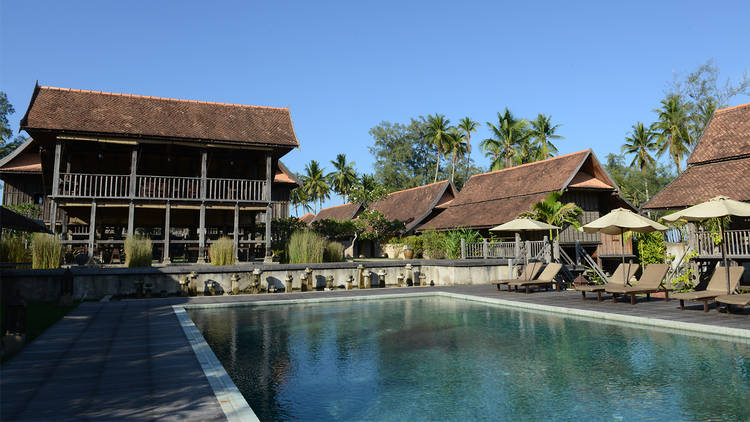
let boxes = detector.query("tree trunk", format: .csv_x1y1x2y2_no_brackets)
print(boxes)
464,133,471,182
450,155,456,182
434,152,440,183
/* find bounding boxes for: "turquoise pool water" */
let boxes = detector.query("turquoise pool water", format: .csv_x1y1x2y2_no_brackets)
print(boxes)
189,297,750,421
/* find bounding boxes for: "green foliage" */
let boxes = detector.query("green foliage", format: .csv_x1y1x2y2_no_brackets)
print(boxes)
124,235,152,267
327,153,358,202
355,210,405,243
6,202,42,219
670,250,699,292
482,108,530,169
652,94,693,173
272,217,307,252
1,234,31,264
583,265,606,285
31,233,61,269
349,173,388,207
519,191,583,239
287,230,326,264
310,218,357,240
421,229,447,259
209,237,235,266
444,228,482,259
403,235,424,257
604,154,675,207
634,232,666,265
528,113,563,160
324,241,344,262
622,122,657,171
300,160,330,212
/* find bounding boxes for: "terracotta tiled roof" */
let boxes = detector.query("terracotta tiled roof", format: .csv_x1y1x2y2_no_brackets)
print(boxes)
274,161,300,185
369,180,455,232
0,137,41,173
311,202,364,222
642,156,750,210
417,150,621,231
21,85,300,148
687,102,750,165
419,193,550,230
298,213,315,224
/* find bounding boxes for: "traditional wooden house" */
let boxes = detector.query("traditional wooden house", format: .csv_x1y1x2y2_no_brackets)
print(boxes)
6,84,301,263
311,180,457,256
417,150,634,262
643,102,750,263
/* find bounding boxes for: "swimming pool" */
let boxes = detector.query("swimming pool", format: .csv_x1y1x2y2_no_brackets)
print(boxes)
188,296,750,421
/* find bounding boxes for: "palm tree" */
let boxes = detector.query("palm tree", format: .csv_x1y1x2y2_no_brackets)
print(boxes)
652,94,692,173
458,117,479,181
301,160,330,213
519,191,583,240
290,187,313,216
480,138,504,171
622,122,656,171
425,114,452,182
327,153,358,202
483,108,529,169
446,127,468,183
528,114,563,159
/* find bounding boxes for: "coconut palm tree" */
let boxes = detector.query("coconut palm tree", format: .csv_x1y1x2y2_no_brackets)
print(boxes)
458,117,479,181
483,108,529,169
528,113,563,159
652,95,692,173
327,153,358,202
301,160,330,213
446,127,468,183
290,187,313,216
480,139,504,171
622,122,657,171
425,114,452,182
519,191,583,240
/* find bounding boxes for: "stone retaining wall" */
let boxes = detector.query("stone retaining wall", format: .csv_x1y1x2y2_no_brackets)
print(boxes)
1,259,512,301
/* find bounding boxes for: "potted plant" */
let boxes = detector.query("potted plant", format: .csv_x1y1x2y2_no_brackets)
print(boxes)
403,244,414,260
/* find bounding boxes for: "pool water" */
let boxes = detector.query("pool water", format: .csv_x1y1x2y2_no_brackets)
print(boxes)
189,297,750,421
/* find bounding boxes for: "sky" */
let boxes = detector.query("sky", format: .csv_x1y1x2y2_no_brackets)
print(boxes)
2,1,749,213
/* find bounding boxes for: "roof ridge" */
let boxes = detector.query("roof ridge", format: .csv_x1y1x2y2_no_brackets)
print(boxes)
319,202,360,210
385,180,448,195
447,190,555,207
715,102,750,114
39,86,289,111
470,149,590,179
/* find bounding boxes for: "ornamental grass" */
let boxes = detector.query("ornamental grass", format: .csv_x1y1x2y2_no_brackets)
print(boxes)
31,233,62,269
324,241,344,263
209,236,236,266
1,234,31,265
287,230,325,264
124,235,152,268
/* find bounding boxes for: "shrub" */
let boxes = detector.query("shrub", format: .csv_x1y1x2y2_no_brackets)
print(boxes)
31,233,62,269
402,235,424,257
421,229,447,259
324,241,344,262
634,232,666,265
287,230,325,264
124,235,152,267
209,237,235,266
1,234,31,265
444,228,483,259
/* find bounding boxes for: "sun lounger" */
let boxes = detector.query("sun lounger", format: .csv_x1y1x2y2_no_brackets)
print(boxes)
491,262,543,291
673,266,744,312
508,263,563,293
574,263,640,302
605,263,670,304
714,293,750,312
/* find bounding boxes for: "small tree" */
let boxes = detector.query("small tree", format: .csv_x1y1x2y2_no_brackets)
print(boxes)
519,191,583,240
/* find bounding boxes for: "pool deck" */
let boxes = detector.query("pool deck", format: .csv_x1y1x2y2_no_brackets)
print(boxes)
2,285,749,421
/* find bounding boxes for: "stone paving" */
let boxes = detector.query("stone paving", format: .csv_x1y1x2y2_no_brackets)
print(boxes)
2,285,748,421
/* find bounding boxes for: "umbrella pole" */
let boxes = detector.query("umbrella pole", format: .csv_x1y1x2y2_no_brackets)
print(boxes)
621,228,628,285
720,221,731,295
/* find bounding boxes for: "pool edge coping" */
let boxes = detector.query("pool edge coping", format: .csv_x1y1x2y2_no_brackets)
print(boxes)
174,290,750,421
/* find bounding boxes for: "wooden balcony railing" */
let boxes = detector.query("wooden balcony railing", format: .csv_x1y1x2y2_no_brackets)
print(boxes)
57,173,268,202
695,230,750,258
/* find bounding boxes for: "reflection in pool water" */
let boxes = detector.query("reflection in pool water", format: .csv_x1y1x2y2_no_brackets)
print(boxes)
189,297,750,421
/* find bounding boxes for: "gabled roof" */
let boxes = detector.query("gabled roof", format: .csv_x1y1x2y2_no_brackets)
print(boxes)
0,137,41,173
369,180,456,232
687,102,750,165
418,150,621,231
20,85,300,148
311,202,364,222
644,102,750,210
298,213,315,224
274,161,301,186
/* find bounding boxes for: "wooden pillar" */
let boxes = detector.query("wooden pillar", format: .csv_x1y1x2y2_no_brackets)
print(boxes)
88,201,97,258
198,202,206,263
127,146,138,237
201,150,208,200
163,202,171,264
50,140,62,235
514,233,521,259
233,203,240,264
127,203,135,237
265,153,272,258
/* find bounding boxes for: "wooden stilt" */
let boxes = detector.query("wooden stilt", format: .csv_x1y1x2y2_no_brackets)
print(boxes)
88,201,97,258
198,202,206,263
127,202,135,236
163,202,171,264
233,203,239,264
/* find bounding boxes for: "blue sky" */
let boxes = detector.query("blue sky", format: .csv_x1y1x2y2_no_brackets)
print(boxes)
2,1,749,212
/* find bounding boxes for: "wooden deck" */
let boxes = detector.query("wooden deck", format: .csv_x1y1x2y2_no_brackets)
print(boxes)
2,285,748,421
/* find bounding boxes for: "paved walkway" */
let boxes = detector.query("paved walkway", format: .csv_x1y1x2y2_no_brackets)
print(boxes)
2,285,748,421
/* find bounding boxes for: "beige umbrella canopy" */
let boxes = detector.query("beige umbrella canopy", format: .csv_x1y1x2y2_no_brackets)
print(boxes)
581,208,667,282
662,196,750,294
490,218,560,232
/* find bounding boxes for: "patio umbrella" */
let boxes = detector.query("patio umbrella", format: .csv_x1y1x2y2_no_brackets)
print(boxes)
490,218,560,267
662,196,750,294
581,208,668,283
